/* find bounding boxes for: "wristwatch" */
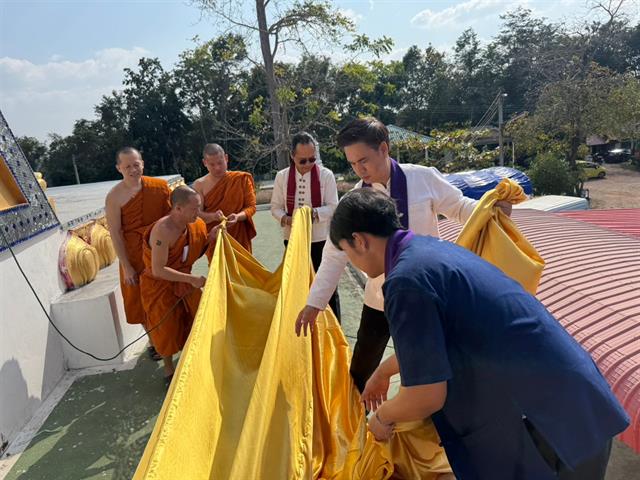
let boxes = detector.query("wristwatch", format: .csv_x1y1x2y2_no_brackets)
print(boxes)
312,208,319,223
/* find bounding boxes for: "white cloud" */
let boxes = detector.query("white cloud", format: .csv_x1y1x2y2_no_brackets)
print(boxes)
0,47,149,139
339,8,364,24
411,0,530,29
382,47,410,62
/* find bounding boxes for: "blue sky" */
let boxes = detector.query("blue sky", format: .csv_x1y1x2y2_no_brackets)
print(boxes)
0,0,636,140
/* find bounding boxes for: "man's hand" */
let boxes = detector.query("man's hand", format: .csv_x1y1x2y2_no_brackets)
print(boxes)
281,215,293,227
208,224,224,242
362,367,391,412
212,210,224,222
190,276,206,289
496,200,512,217
367,412,394,442
123,264,138,285
295,305,321,336
226,213,239,226
202,209,224,224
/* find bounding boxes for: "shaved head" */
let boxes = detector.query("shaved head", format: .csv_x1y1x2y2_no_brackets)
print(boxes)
203,143,225,157
116,147,142,164
171,185,199,208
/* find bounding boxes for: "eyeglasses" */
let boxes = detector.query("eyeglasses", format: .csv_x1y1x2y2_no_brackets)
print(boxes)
296,157,316,166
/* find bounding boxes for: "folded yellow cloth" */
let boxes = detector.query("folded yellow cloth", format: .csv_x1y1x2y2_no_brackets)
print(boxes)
89,222,116,269
59,232,100,290
455,178,545,294
133,207,450,479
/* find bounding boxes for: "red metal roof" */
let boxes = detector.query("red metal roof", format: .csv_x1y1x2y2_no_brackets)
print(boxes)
558,209,640,240
439,209,640,452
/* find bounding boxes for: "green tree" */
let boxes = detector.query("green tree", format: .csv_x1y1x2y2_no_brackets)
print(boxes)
600,74,640,146
530,65,625,166
175,34,250,149
16,136,48,171
452,29,502,125
492,8,564,111
44,134,76,186
397,46,455,130
123,58,193,177
528,153,578,195
391,129,497,173
192,0,391,168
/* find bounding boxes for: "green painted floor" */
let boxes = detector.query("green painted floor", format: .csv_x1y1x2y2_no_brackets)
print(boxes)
5,358,166,480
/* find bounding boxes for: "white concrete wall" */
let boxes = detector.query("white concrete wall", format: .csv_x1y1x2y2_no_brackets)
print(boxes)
0,228,67,446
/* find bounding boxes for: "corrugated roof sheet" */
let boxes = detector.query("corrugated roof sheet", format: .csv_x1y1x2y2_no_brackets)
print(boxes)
558,209,640,240
439,209,640,452
387,124,432,144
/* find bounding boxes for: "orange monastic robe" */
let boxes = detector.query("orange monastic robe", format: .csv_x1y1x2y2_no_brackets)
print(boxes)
140,218,208,357
203,171,256,262
119,176,171,325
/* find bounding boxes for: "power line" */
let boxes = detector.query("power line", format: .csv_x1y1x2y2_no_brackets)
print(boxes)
1,228,192,362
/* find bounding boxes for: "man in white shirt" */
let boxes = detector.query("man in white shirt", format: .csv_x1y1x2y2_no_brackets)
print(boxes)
295,117,512,393
271,132,341,320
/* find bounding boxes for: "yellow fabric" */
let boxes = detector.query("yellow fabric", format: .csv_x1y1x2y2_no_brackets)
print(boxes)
71,220,116,270
134,207,451,480
62,234,100,288
455,178,545,294
89,222,116,269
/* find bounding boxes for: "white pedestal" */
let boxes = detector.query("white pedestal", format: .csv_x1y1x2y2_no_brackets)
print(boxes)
51,262,145,369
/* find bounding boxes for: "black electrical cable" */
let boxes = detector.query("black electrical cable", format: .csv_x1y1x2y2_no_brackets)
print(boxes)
1,227,191,362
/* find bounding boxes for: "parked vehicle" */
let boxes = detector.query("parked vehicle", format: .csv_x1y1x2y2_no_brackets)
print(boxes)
587,153,605,164
577,160,607,179
603,148,632,163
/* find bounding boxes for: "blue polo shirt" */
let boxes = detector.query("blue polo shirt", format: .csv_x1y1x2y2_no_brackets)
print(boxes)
383,233,629,480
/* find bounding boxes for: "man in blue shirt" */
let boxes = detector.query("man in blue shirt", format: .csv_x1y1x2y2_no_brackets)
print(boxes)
329,188,629,480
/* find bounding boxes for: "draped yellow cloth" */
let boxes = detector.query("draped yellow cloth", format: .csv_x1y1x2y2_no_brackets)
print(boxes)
133,207,451,480
455,178,545,294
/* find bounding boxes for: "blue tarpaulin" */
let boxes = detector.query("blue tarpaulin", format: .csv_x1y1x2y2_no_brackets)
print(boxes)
444,167,532,200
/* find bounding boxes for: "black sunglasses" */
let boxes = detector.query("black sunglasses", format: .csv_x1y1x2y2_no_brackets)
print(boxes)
297,157,316,166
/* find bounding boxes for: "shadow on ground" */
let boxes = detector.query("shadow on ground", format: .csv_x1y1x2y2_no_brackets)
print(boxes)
5,356,166,480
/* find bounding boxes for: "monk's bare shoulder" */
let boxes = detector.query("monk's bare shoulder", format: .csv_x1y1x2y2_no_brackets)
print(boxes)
106,180,144,208
106,181,130,208
149,216,172,241
192,175,210,193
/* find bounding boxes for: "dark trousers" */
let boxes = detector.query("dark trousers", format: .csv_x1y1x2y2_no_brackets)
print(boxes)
284,239,341,323
526,419,613,480
350,304,390,393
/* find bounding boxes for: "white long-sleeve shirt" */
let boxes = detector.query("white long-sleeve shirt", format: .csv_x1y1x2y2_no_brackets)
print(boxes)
270,165,339,243
307,163,477,311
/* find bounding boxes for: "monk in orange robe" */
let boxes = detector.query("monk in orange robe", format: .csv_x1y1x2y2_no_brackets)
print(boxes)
105,147,171,361
140,186,209,384
193,143,256,261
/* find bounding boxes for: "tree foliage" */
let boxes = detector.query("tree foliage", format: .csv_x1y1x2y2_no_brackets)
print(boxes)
23,4,640,186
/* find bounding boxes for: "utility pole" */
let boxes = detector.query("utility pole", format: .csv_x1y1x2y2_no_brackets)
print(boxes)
498,92,507,167
72,154,80,184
